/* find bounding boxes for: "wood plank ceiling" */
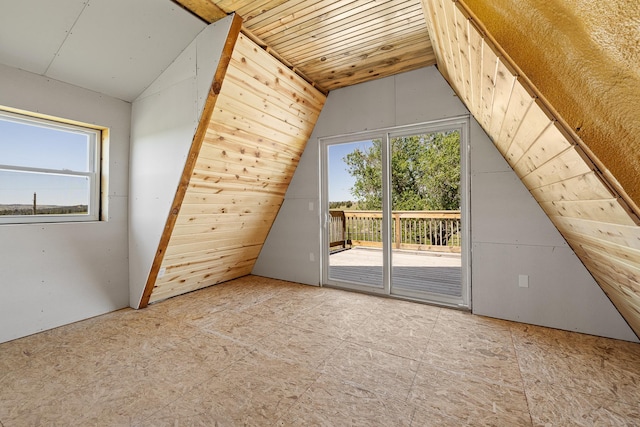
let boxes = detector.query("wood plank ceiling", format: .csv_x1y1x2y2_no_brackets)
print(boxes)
174,0,437,93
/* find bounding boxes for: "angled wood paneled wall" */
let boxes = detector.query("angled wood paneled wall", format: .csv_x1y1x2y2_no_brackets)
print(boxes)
422,0,640,338
140,29,326,306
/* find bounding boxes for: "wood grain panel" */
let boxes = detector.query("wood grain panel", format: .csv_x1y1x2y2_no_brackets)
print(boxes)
249,0,435,91
488,60,516,140
172,0,226,22
424,0,640,338
206,122,306,159
256,0,416,47
177,0,438,92
530,172,614,202
540,199,637,226
477,40,498,130
520,146,593,189
505,100,552,167
466,20,484,115
160,245,263,269
454,7,473,108
422,0,451,82
169,218,274,237
439,0,465,98
550,216,640,250
513,122,572,176
145,30,326,304
139,14,244,308
231,37,325,110
298,32,431,75
494,79,534,156
151,263,255,303
217,0,290,20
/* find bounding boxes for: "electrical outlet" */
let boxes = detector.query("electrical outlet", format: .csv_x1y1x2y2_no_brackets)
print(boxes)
309,252,315,262
158,267,166,278
518,274,529,288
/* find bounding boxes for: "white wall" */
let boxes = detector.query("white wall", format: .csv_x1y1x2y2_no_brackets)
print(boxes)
469,121,637,341
128,17,234,307
0,64,131,343
253,66,468,284
254,66,637,341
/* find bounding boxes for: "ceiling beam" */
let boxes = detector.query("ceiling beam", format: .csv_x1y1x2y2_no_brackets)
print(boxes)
172,0,227,23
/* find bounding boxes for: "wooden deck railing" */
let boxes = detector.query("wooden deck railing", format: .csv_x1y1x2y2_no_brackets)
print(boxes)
329,210,461,253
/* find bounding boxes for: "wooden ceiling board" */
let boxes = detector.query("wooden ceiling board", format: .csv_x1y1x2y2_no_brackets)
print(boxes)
513,123,573,177
177,0,437,92
225,0,292,21
494,81,535,156
253,0,420,47
246,0,364,41
296,28,429,71
530,172,615,203
423,0,640,338
266,5,426,60
283,15,430,68
318,45,434,90
172,0,226,22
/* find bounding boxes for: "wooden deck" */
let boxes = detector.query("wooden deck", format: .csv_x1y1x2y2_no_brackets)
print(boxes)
328,247,462,297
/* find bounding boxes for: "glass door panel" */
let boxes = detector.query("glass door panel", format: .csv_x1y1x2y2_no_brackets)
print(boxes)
325,139,384,290
389,130,463,305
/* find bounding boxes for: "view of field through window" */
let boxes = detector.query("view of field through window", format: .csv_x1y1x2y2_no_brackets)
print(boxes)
0,113,93,217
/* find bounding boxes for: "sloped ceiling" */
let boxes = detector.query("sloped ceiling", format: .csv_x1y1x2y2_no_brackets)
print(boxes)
140,18,326,305
0,0,206,101
175,0,638,214
462,0,640,217
421,0,640,337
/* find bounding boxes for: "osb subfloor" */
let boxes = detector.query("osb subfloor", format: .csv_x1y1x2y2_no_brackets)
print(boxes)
1,276,639,426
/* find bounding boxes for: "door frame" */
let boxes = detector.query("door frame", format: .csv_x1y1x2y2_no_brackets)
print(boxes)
319,116,471,309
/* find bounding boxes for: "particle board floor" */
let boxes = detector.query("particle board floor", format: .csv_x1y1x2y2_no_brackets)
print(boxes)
1,276,639,426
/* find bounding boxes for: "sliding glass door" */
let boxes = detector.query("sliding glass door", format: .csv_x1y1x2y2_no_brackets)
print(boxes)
325,138,385,291
388,129,464,305
321,118,470,308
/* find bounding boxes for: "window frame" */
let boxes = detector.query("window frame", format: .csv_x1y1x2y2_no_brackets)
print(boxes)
0,109,102,224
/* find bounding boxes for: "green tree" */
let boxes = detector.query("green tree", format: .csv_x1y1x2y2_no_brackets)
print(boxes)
344,139,383,209
344,131,460,211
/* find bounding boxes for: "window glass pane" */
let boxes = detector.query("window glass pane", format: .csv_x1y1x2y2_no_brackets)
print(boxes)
0,116,91,172
390,130,461,211
0,170,89,216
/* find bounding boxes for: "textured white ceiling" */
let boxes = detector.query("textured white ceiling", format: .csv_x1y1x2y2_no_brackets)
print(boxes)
0,0,206,102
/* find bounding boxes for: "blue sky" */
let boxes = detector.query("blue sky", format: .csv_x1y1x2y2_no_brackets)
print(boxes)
327,139,374,202
0,118,90,206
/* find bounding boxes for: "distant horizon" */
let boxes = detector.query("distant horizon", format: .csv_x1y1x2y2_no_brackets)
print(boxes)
0,115,91,206
0,202,88,207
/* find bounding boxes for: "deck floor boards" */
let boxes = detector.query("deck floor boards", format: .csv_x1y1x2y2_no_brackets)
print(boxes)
329,247,462,297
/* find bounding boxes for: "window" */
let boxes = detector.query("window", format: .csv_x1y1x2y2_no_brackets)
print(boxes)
0,110,102,224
